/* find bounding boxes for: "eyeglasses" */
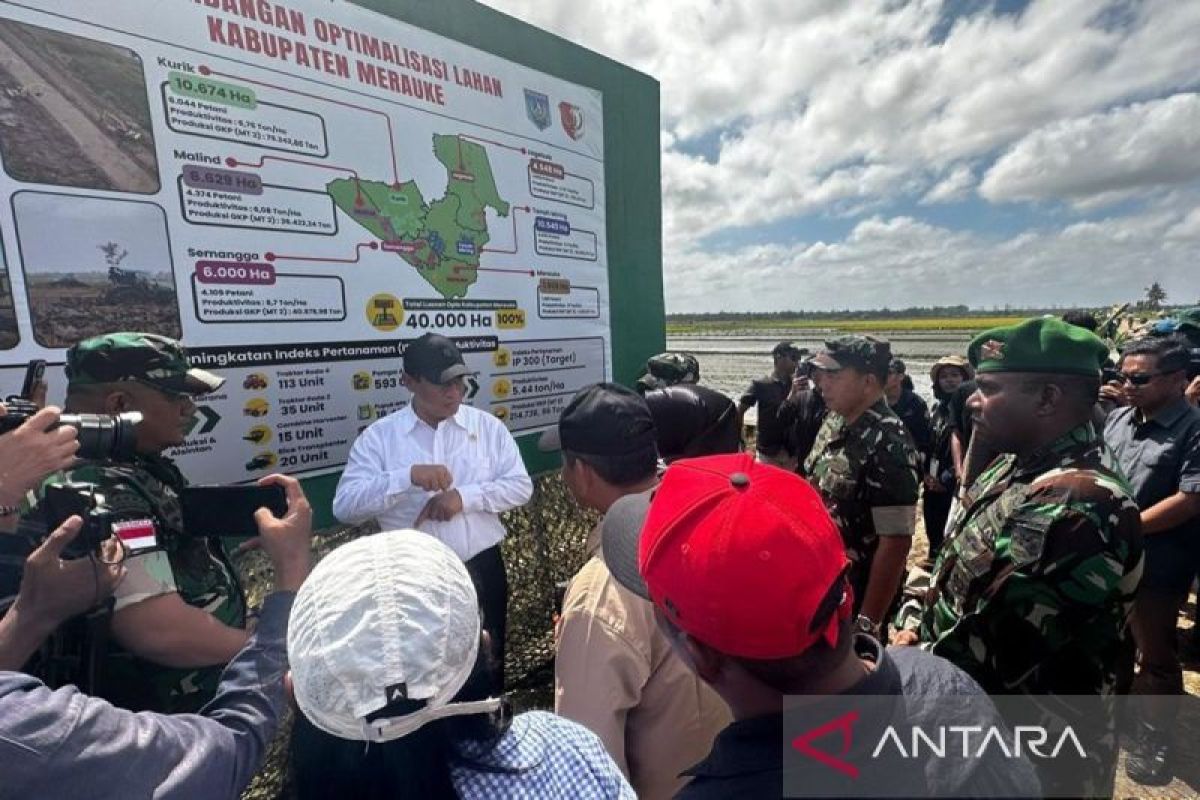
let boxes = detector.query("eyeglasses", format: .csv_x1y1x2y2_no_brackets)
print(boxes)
1116,372,1162,387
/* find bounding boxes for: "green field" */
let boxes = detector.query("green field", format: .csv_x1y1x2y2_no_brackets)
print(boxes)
666,315,1028,334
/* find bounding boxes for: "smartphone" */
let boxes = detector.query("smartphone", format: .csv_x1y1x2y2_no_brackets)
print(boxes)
180,484,288,538
19,359,46,400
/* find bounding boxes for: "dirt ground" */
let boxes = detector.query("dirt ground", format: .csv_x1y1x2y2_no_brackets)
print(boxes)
27,284,180,348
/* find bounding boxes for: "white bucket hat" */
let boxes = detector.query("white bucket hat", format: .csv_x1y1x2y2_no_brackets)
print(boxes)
287,529,501,743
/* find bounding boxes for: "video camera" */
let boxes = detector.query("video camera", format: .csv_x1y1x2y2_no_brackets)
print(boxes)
41,482,158,560
0,359,142,462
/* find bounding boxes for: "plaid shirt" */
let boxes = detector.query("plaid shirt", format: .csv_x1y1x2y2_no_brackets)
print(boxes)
454,711,635,798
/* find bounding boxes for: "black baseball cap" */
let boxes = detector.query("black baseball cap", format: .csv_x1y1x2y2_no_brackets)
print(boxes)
889,358,907,374
403,333,472,383
537,382,658,457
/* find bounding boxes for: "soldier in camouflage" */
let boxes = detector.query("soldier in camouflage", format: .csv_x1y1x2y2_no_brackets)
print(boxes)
895,317,1143,796
802,335,919,640
17,332,247,713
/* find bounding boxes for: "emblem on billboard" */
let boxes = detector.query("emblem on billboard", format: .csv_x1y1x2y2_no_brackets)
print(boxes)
524,89,550,131
559,101,584,140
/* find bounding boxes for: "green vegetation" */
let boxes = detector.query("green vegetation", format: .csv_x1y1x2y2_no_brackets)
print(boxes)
667,315,1028,334
328,134,508,299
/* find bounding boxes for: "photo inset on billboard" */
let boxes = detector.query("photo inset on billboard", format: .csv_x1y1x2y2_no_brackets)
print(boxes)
0,19,158,193
0,234,17,349
13,192,179,348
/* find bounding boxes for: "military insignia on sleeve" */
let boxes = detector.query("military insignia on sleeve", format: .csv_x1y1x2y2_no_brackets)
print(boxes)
980,339,1006,361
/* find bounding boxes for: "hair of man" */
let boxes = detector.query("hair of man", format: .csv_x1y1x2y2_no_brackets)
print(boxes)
561,447,658,488
1120,336,1191,376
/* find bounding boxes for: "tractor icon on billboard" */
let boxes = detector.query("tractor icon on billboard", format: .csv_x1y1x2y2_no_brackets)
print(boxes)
243,373,268,390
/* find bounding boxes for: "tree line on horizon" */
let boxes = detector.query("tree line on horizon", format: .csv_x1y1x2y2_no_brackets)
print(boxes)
667,283,1194,323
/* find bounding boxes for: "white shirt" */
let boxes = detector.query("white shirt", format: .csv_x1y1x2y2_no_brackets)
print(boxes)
333,403,533,560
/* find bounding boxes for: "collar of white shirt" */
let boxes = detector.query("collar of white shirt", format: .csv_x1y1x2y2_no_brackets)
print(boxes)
397,403,471,435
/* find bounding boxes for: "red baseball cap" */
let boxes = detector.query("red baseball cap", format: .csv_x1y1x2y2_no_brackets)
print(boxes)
636,453,851,660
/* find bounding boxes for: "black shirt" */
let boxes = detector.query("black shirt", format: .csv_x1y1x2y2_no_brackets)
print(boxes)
644,384,741,462
677,636,1039,799
946,379,976,446
740,375,796,454
889,386,932,454
789,389,828,468
1104,398,1200,545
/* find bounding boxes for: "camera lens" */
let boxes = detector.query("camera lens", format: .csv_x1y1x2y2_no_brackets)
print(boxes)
57,412,143,461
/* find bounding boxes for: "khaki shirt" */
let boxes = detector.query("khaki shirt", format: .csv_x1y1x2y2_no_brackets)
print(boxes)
555,525,731,800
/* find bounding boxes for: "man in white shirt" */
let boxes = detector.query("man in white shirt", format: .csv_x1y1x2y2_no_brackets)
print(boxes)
333,333,532,689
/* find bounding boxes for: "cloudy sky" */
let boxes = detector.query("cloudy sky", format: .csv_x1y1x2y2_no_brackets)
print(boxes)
480,0,1200,313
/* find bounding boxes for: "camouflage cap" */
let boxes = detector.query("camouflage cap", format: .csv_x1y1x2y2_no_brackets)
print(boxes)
1175,307,1200,332
968,317,1108,377
66,332,225,395
635,352,700,393
811,335,892,377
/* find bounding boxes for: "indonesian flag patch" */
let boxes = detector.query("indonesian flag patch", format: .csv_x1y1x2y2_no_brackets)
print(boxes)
113,518,159,553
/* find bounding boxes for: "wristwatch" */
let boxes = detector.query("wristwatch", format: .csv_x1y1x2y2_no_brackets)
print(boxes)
854,614,881,639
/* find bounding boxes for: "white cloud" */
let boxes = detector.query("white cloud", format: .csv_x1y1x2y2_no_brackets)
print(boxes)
980,94,1200,205
921,165,976,204
481,0,1200,310
665,206,1200,313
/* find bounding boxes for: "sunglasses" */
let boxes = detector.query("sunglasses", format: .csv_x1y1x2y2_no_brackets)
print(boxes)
1116,372,1162,387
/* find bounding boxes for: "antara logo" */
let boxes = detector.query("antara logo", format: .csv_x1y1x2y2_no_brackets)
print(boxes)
791,711,1087,779
791,710,860,778
872,725,1087,760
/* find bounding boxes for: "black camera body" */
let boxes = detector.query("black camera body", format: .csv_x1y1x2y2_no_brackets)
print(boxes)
42,482,160,560
43,483,120,560
0,398,142,462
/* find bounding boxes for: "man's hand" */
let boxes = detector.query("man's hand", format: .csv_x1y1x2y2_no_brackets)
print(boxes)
788,376,810,403
1186,376,1200,407
0,405,80,507
414,489,464,527
10,516,126,632
891,629,919,647
410,464,453,492
241,474,313,592
1098,380,1127,406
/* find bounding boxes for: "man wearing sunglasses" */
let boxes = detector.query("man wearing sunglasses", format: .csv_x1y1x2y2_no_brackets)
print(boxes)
11,332,248,715
1102,336,1200,786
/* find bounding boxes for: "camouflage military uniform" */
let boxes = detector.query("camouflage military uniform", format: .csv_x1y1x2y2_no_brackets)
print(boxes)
919,423,1142,696
804,398,919,606
918,423,1142,795
15,332,240,714
21,454,246,713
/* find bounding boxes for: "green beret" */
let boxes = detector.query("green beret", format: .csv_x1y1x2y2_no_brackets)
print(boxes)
968,317,1108,377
